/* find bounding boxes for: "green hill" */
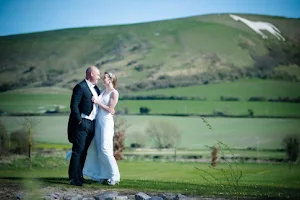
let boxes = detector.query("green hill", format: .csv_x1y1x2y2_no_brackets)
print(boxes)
0,13,299,92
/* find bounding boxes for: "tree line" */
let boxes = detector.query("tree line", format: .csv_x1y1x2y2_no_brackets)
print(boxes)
120,95,300,103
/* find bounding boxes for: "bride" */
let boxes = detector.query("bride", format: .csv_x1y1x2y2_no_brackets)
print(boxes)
82,71,120,185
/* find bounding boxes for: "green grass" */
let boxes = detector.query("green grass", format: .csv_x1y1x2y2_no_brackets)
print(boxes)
2,161,299,187
0,93,71,113
1,96,300,116
1,116,299,150
33,142,286,160
128,79,300,100
124,148,286,160
35,143,71,150
1,79,300,117
118,100,300,116
1,156,300,198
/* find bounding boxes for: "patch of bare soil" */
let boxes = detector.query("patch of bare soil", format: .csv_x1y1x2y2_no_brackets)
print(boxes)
0,182,230,200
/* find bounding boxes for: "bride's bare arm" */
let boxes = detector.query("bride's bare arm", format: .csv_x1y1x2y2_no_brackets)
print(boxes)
92,91,119,114
104,90,118,114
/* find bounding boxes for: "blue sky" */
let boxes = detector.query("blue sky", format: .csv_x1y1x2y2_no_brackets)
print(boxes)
0,0,299,36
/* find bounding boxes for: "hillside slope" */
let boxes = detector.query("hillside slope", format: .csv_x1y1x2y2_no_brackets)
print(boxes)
0,14,299,92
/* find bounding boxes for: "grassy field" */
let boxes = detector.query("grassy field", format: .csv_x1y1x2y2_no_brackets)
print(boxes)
1,115,299,150
128,79,300,100
0,88,71,113
1,14,299,199
1,79,300,116
1,155,300,198
1,97,300,116
0,79,299,160
118,100,300,116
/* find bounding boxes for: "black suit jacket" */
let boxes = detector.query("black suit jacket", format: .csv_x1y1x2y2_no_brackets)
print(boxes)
67,80,100,143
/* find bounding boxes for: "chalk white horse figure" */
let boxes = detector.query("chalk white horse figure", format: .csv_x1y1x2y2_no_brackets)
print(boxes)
229,14,285,41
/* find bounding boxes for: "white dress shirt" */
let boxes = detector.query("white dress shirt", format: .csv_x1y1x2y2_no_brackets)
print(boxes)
81,79,98,121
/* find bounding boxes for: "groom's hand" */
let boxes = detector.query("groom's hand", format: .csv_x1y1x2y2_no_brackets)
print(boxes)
92,96,97,103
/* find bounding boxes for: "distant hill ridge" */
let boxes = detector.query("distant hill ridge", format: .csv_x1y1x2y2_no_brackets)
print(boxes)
0,13,299,93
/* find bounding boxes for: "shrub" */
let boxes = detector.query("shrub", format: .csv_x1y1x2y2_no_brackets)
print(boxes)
145,120,181,149
134,64,144,71
130,143,143,148
282,134,299,169
130,132,147,148
9,129,29,154
248,109,254,117
113,116,128,160
211,145,220,167
220,96,240,101
0,121,9,155
17,117,39,169
140,107,151,114
248,96,267,101
213,110,225,116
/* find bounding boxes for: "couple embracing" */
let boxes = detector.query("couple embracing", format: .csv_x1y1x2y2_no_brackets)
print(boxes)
67,66,120,186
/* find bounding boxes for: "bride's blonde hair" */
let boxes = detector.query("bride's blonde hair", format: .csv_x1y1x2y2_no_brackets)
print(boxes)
105,72,117,88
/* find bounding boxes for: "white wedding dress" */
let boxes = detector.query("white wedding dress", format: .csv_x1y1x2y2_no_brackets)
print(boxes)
82,89,120,183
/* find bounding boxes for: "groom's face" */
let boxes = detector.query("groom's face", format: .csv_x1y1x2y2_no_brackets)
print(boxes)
91,68,101,85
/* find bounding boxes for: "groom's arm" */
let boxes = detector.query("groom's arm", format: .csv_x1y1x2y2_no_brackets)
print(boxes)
70,84,83,124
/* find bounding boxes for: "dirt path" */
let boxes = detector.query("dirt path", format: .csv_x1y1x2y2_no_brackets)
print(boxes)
0,181,230,200
0,182,23,200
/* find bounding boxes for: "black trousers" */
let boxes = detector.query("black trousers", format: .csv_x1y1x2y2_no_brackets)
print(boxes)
68,118,94,183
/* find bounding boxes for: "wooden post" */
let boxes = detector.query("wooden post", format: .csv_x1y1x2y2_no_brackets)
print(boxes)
28,128,32,169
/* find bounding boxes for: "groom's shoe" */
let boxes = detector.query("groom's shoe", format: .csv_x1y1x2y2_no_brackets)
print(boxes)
80,177,92,184
70,179,83,187
99,179,108,184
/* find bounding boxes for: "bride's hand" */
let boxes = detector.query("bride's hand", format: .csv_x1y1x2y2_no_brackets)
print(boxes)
110,108,115,115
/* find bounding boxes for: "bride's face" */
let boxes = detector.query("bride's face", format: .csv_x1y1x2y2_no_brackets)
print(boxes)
102,74,111,85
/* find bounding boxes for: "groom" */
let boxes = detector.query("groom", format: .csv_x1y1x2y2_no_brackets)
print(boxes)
67,66,101,186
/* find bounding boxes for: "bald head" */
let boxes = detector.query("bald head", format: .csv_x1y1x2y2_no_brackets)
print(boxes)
86,66,98,77
86,66,100,85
